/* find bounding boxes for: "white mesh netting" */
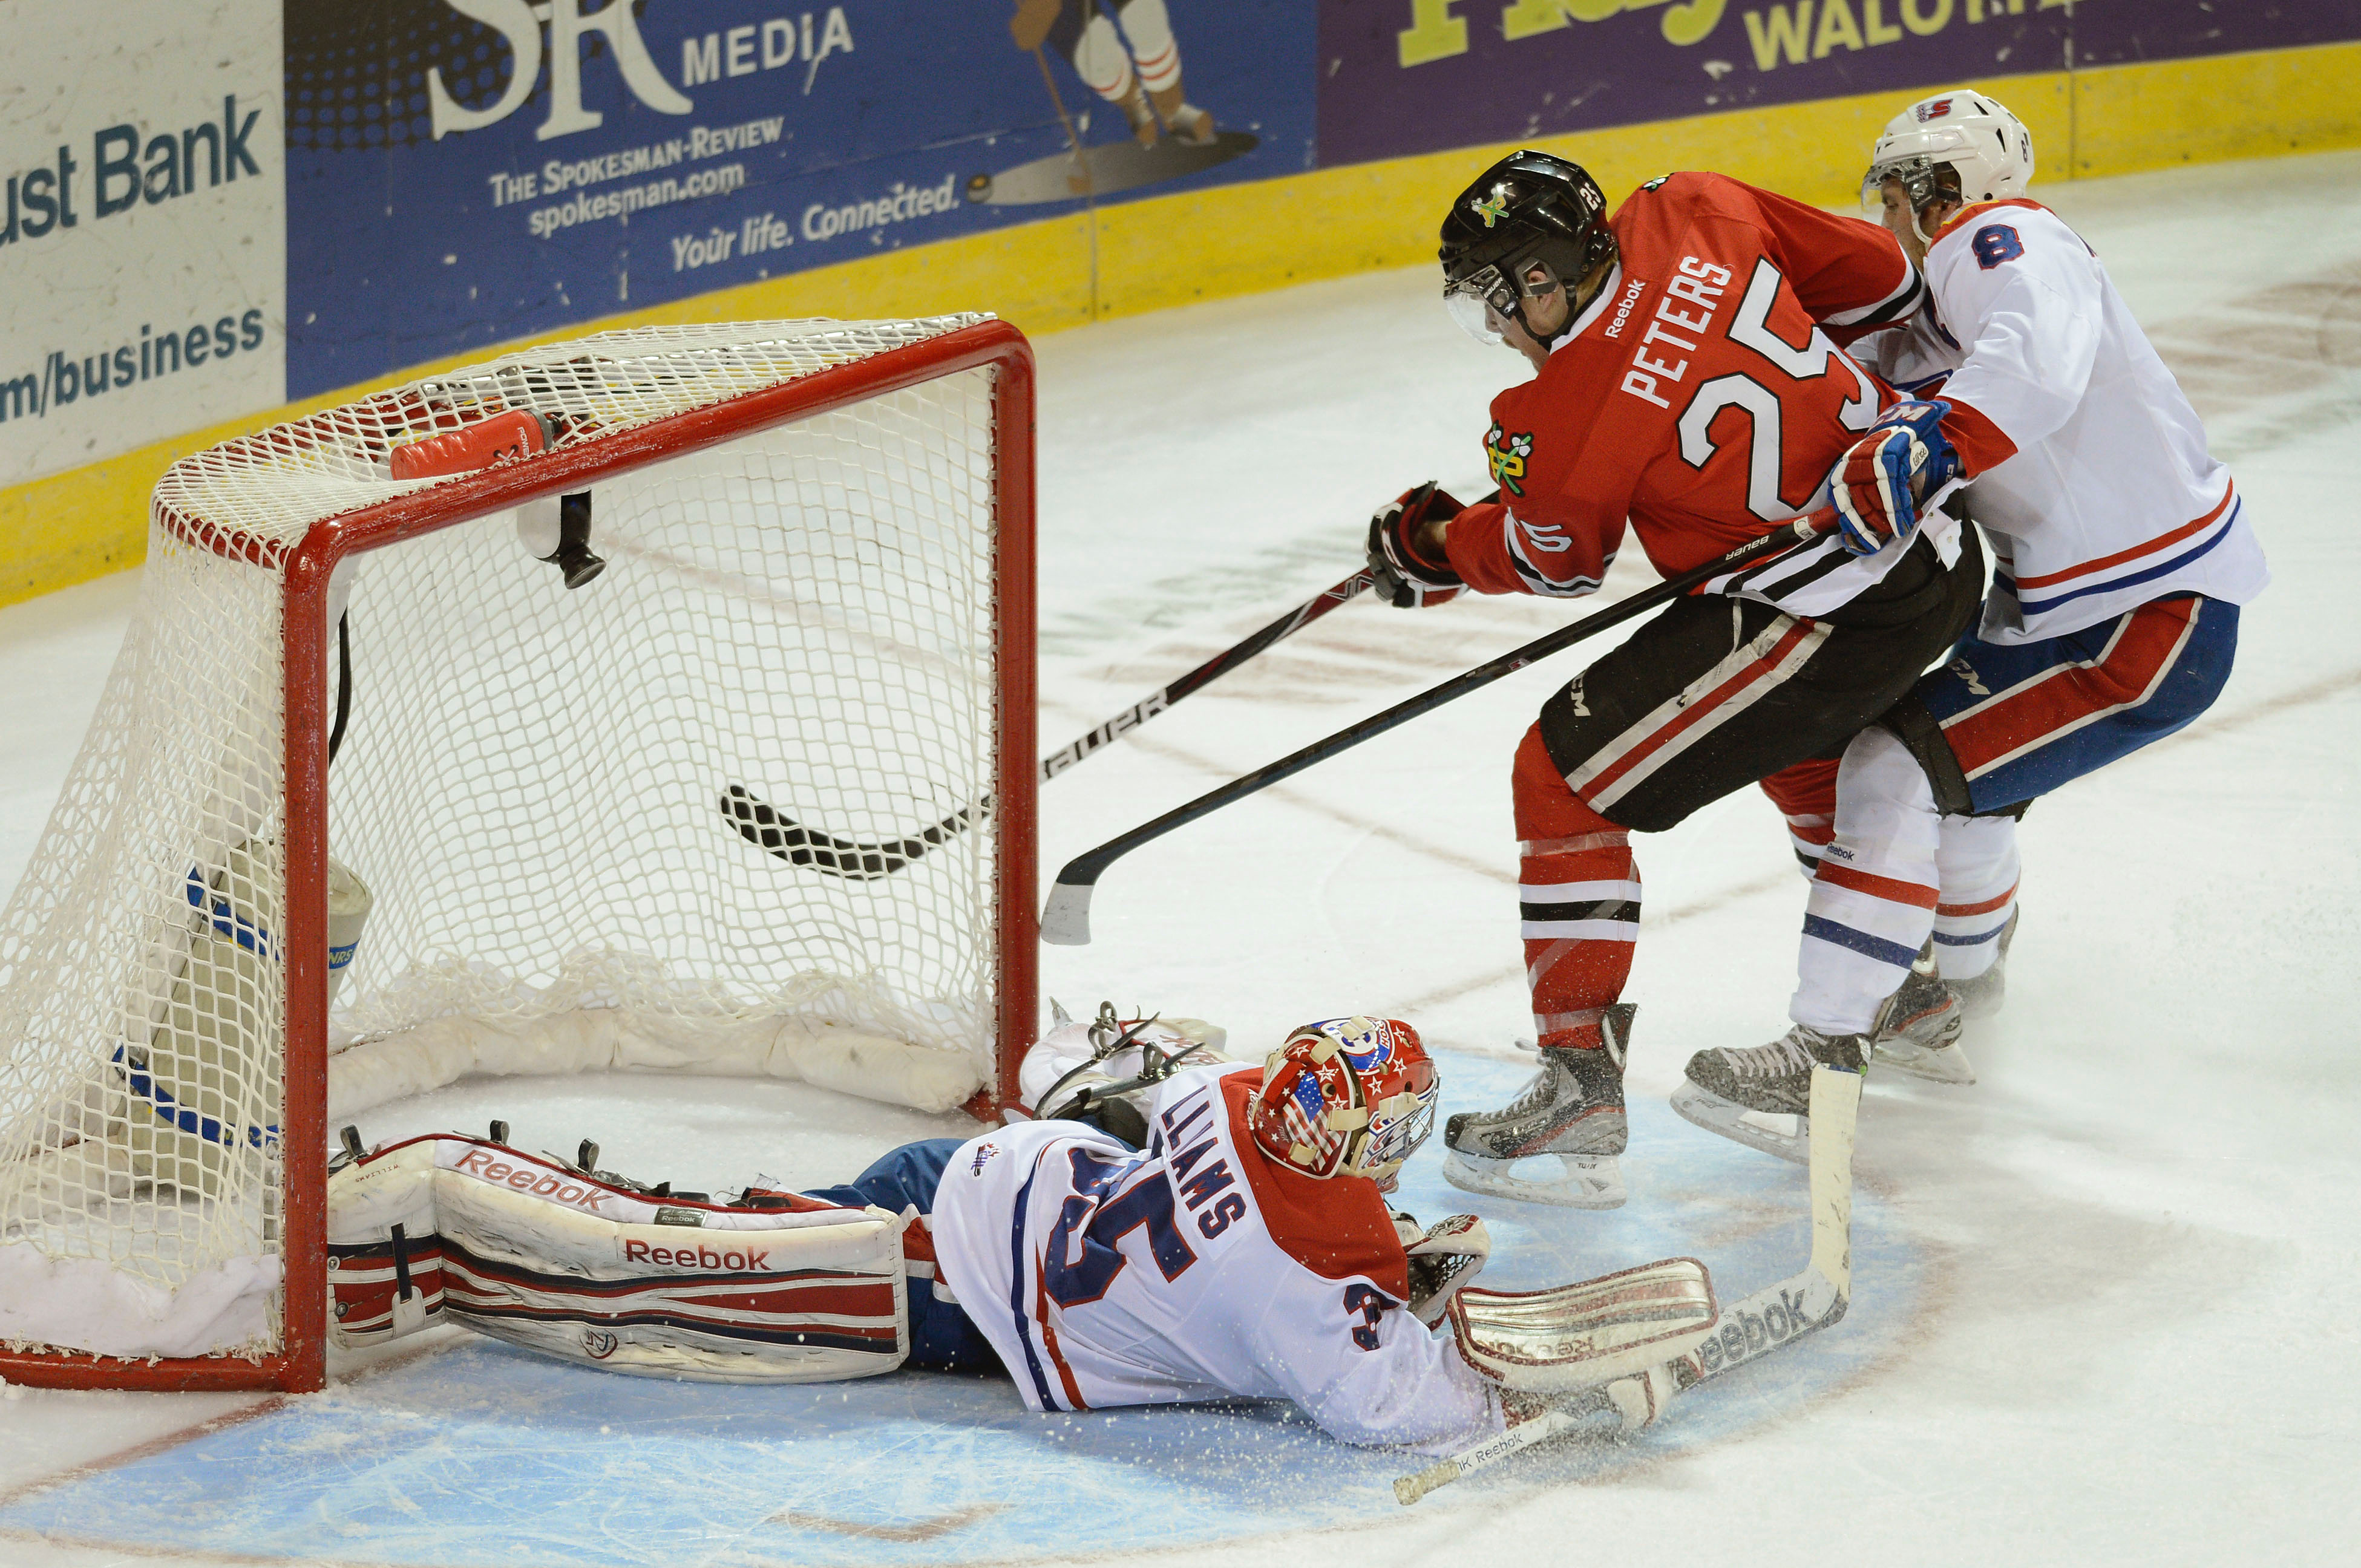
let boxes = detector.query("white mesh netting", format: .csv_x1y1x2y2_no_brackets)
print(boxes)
0,318,1015,1362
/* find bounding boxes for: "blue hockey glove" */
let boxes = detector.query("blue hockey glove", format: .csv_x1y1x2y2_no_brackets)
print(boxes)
1828,399,1961,557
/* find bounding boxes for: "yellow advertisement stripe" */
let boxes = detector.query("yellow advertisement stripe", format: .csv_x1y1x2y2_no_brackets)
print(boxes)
7,39,2356,611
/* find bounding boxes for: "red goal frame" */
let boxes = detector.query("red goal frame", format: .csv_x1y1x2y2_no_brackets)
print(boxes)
0,319,1038,1393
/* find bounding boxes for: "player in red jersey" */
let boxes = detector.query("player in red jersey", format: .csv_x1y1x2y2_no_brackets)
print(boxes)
1363,151,1982,1206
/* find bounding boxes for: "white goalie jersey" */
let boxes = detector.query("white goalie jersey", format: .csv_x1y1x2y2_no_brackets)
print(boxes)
928,1063,1500,1448
1859,198,2268,642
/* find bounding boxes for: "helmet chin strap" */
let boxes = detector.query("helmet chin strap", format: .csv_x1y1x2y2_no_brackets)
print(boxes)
1501,252,1612,351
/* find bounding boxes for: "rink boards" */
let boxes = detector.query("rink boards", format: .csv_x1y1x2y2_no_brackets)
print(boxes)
0,1056,1933,1568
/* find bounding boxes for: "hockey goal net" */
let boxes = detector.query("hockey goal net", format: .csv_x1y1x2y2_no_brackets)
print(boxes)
0,316,1037,1390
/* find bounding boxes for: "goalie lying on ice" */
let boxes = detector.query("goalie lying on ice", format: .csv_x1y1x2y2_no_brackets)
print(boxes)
327,1014,1719,1448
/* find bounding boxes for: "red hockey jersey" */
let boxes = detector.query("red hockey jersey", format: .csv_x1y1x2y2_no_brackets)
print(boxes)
1441,172,1932,618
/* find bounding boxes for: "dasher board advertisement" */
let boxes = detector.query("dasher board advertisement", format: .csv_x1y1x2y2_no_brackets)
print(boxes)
1,2,284,486
281,0,1311,399
1317,1,2361,168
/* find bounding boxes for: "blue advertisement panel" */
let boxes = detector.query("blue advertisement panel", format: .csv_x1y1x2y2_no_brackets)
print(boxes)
283,1,1314,399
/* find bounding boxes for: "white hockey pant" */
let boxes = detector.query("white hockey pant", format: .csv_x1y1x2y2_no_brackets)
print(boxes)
1790,729,2020,1033
1073,0,1181,100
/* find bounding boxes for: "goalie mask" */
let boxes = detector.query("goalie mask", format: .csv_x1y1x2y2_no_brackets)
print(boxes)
1246,1017,1439,1183
1861,91,2035,241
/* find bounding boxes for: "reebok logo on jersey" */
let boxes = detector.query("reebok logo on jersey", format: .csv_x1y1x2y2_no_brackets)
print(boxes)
1601,276,1648,339
970,1143,1000,1175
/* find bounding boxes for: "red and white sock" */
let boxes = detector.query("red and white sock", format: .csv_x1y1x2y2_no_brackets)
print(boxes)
1760,757,1840,880
1513,726,1637,1051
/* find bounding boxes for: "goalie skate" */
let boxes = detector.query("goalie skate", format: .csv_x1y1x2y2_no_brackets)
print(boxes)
1671,1025,1866,1164
1442,1005,1632,1209
1870,941,1977,1085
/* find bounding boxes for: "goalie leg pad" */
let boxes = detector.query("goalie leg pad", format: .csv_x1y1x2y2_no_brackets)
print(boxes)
328,1139,444,1345
1447,1256,1718,1394
329,1134,910,1382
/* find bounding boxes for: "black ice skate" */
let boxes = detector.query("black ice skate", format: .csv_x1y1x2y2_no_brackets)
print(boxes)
1871,940,1976,1085
1441,1003,1632,1209
1671,1025,1867,1164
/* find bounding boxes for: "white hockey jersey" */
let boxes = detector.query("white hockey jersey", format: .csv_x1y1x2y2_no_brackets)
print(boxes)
1859,198,2267,642
928,1063,1499,1448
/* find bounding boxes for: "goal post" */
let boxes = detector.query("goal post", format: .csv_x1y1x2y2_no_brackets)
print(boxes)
0,316,1038,1391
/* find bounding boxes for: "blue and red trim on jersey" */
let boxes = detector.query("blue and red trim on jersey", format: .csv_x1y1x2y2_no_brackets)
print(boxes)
1994,485,2242,618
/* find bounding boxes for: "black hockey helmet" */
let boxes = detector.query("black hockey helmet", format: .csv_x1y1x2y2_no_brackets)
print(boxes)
1439,150,1617,347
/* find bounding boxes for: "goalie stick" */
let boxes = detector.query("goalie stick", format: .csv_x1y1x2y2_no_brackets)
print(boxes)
721,566,1382,880
1392,1065,1861,1506
1041,511,1836,944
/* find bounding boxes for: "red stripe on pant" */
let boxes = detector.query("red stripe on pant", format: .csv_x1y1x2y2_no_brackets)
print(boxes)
1515,725,1631,1052
1942,598,2199,777
1938,883,2017,917
1581,619,1821,802
1814,860,1940,909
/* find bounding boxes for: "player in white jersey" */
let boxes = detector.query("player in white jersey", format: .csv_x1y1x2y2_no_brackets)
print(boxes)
327,1012,1720,1446
1675,91,2270,1153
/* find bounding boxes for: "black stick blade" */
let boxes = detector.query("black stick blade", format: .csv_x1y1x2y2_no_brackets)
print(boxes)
721,785,974,881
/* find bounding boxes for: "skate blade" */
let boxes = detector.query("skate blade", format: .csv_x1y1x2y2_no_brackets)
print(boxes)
1668,1083,1809,1165
1442,1148,1626,1209
1872,1035,1979,1085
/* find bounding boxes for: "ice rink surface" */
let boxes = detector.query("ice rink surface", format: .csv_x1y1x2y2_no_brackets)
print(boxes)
3,149,2358,1566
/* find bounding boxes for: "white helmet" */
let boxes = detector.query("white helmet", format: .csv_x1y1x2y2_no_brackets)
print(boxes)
1861,90,2035,237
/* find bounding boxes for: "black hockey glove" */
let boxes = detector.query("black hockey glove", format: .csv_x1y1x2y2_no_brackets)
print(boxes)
1367,482,1467,609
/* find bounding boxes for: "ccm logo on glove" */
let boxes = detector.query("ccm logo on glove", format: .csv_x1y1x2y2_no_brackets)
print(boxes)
621,1238,774,1271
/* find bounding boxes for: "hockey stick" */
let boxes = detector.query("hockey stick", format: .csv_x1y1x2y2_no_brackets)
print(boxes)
1041,511,1835,944
1392,1065,1860,1504
1043,565,1376,779
1030,46,1093,198
721,564,1380,880
1391,1397,1608,1506
720,786,972,883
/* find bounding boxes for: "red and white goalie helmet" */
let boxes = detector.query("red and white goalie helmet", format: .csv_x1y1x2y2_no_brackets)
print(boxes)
1245,1017,1439,1184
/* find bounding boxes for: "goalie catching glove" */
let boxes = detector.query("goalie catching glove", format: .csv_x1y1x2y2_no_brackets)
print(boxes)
1828,399,1962,557
1367,482,1468,608
1393,1210,1492,1327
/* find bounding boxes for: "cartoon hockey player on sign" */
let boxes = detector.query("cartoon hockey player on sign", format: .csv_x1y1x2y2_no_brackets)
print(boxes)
1010,0,1218,146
